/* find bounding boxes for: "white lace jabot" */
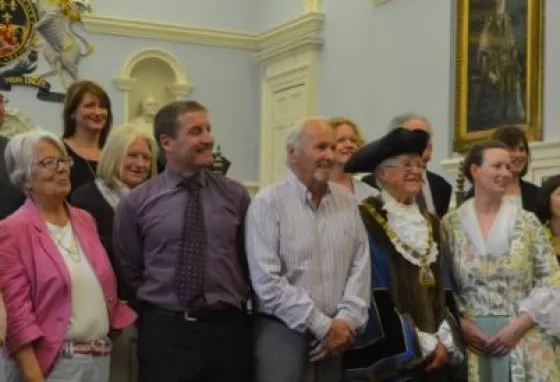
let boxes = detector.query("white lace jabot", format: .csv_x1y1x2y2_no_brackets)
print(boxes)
381,190,438,267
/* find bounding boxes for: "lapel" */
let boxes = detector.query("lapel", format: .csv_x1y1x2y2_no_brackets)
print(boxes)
24,199,72,289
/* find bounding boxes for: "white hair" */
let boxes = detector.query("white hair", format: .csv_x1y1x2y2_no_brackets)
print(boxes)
4,129,67,189
285,116,328,163
387,112,432,133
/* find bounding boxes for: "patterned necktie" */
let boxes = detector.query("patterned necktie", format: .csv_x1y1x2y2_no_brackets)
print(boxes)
175,180,207,308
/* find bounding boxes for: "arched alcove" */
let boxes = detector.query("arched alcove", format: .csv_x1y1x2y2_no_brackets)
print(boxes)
114,48,192,123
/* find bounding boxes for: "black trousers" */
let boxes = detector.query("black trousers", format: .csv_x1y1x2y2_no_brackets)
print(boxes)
136,304,253,382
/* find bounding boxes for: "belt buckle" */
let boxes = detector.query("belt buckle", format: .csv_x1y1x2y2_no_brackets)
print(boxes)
183,311,198,322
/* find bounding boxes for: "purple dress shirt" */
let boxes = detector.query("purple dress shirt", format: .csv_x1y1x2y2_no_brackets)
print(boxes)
113,169,251,312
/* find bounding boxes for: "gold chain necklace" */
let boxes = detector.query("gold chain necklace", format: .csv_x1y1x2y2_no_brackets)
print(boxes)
362,201,436,287
50,226,82,264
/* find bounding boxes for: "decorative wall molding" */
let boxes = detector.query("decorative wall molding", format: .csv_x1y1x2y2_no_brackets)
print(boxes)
257,12,324,63
82,12,324,56
82,15,258,50
305,0,321,12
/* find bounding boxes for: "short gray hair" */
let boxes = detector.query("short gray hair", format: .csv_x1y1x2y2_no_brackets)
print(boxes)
387,112,432,133
4,129,67,189
285,117,328,162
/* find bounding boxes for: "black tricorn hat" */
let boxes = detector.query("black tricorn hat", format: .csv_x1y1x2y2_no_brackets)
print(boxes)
344,127,429,173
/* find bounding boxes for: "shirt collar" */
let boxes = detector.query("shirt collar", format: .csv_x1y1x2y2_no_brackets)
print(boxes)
163,168,207,188
287,170,331,206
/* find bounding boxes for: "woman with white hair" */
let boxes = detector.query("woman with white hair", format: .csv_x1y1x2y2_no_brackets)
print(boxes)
70,124,157,382
0,129,136,382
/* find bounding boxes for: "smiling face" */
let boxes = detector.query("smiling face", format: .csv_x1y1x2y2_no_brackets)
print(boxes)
470,148,512,197
119,138,152,189
377,153,424,200
26,139,72,200
160,110,214,173
72,92,108,134
508,141,528,177
288,120,335,186
334,123,360,165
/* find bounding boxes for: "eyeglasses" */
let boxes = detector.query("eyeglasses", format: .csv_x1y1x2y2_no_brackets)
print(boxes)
36,156,74,171
385,161,425,171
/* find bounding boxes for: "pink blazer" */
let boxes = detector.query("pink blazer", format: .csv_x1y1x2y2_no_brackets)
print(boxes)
0,198,136,375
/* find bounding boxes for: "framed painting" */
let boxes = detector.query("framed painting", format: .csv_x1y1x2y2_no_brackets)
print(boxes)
454,0,543,152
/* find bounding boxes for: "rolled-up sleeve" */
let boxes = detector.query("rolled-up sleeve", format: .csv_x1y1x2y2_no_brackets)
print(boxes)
0,223,44,352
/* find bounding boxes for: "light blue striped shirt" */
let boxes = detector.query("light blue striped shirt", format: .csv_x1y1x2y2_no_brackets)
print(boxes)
245,171,371,340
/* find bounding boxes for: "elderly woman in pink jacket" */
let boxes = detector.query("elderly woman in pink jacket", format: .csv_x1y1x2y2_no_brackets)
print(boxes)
0,129,136,382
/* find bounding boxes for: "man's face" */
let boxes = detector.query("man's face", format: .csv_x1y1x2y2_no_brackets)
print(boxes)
288,120,335,185
161,110,215,171
402,118,432,164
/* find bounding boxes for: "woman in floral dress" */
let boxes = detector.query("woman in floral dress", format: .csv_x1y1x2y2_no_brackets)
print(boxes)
442,140,560,381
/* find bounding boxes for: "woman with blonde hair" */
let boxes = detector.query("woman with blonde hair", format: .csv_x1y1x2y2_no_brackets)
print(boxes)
71,124,157,303
70,124,157,382
328,117,378,201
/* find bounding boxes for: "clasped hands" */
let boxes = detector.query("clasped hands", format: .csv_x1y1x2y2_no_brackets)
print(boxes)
461,314,532,357
309,318,354,362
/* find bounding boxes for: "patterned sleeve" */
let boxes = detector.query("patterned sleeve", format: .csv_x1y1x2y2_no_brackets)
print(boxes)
518,213,560,338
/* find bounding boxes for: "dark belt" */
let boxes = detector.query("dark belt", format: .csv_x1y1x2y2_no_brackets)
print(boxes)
141,302,249,323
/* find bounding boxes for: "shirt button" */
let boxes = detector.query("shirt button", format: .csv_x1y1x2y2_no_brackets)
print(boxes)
108,297,114,303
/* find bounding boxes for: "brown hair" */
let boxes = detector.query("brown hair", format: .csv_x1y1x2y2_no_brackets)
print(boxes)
327,117,365,147
462,140,508,183
153,100,208,149
62,80,113,147
537,174,560,223
491,126,530,176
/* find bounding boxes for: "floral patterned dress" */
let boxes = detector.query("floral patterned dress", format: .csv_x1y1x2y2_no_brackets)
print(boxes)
442,199,560,382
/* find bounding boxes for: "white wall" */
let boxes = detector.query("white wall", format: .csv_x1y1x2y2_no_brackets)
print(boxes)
257,0,305,31
94,0,258,31
318,0,560,179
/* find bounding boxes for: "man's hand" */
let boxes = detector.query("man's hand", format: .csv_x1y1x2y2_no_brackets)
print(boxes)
424,341,448,372
324,319,355,354
309,340,329,362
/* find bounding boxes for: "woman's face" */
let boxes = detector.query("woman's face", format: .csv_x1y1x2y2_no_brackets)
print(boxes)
119,138,152,189
508,142,528,177
72,92,108,133
550,186,560,219
334,124,359,165
471,148,512,196
27,140,72,199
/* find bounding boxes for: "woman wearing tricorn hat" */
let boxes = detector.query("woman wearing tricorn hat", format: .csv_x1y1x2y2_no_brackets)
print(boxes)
341,127,464,381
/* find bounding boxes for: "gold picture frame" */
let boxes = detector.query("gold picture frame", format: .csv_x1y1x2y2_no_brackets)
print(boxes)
454,0,543,152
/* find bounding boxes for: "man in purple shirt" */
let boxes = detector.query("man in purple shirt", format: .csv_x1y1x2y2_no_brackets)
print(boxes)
113,100,253,382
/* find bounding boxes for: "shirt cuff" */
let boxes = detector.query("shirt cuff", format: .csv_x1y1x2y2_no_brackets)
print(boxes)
307,309,332,340
436,320,464,364
416,329,438,358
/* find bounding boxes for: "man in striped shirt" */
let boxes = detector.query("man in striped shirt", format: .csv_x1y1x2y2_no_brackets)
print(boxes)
245,117,371,382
